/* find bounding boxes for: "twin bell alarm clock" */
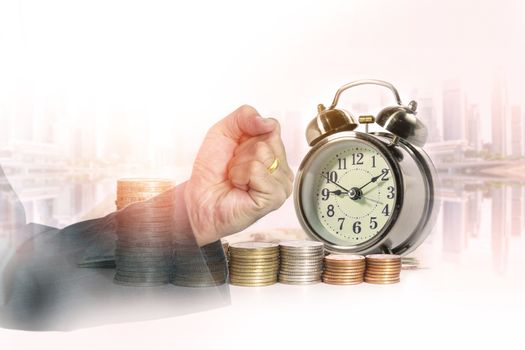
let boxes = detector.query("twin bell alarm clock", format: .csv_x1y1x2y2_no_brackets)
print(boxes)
294,79,439,255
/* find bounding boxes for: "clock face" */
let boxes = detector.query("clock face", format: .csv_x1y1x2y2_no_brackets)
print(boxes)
312,140,398,245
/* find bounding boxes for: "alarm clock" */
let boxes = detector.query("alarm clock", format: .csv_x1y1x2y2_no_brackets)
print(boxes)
294,79,439,255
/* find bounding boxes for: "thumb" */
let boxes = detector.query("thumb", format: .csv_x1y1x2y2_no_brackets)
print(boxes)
217,105,276,141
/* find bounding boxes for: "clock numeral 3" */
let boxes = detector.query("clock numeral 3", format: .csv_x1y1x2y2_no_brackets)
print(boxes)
387,186,395,199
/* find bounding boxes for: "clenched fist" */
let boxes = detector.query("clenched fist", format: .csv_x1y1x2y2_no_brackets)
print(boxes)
185,105,294,246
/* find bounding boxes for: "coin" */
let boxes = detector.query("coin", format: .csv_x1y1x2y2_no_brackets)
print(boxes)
364,254,401,284
278,240,324,285
228,241,280,287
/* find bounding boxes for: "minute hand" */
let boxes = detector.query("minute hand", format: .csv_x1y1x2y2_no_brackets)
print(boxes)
321,173,350,193
358,173,383,191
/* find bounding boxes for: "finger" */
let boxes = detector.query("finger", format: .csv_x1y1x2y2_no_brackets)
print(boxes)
229,141,293,197
214,105,276,141
229,141,275,191
229,160,289,210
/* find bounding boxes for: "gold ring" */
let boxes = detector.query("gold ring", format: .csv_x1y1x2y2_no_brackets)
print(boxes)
267,158,279,174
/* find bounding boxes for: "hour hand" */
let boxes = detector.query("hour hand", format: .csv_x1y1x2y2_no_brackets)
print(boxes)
320,173,350,193
330,190,345,196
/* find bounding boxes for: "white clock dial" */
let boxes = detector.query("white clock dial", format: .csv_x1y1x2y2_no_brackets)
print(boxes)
315,142,397,244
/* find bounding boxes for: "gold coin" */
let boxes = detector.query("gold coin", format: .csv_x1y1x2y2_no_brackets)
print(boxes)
230,280,277,287
364,278,400,284
323,278,363,285
323,271,365,277
366,254,401,261
365,267,402,273
325,254,365,261
364,275,401,282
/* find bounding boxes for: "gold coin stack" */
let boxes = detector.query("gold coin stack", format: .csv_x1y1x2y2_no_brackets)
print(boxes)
229,242,279,287
365,254,402,284
116,178,175,210
279,240,324,285
322,254,366,285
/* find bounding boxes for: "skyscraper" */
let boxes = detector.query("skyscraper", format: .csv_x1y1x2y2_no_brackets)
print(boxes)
491,75,508,156
466,104,481,151
442,79,466,142
510,105,523,158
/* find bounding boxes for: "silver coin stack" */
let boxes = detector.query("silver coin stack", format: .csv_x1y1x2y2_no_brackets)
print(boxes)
278,240,324,285
171,239,228,287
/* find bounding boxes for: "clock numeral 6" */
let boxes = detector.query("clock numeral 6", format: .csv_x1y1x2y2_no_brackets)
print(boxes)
352,221,361,234
327,204,335,217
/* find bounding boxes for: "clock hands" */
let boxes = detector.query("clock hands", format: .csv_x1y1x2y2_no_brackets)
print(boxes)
358,169,387,191
323,170,387,205
321,173,351,193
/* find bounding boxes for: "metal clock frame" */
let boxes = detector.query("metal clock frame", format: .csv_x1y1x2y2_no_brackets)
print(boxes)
294,130,404,254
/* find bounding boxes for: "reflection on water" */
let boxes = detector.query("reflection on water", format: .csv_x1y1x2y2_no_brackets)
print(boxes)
1,170,525,276
435,175,524,275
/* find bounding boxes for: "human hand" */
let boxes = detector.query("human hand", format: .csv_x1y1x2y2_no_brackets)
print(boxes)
185,105,294,246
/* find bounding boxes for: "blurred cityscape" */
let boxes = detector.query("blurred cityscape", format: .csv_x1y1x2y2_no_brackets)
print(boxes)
1,74,524,275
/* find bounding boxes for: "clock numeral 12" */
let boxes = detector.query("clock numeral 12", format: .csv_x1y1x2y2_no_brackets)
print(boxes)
352,152,364,165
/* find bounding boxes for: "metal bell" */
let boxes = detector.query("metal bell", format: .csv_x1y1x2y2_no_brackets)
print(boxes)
375,100,428,147
305,104,358,146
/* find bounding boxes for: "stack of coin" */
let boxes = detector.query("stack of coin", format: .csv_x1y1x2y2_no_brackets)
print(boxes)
222,241,229,263
116,178,175,210
229,242,279,287
171,239,228,287
365,254,402,284
278,240,324,285
322,254,366,285
114,178,175,287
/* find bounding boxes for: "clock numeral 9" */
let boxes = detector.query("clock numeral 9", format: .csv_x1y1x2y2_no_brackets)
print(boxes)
352,221,362,234
387,186,395,199
369,216,378,230
324,171,338,184
327,204,335,217
321,188,330,201
352,152,364,165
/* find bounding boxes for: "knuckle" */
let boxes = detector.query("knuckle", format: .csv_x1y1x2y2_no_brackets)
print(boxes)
237,104,258,116
249,160,260,174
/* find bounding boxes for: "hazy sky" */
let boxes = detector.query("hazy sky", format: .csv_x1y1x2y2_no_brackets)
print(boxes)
0,0,523,161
